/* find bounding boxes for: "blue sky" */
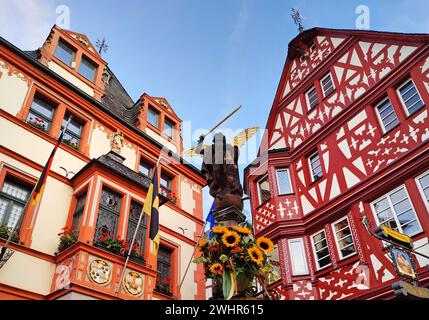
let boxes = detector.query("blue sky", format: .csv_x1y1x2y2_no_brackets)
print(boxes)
1,0,429,220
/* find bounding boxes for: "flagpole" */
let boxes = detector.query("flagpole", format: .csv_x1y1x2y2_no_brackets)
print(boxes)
0,116,73,262
115,155,163,297
178,211,211,295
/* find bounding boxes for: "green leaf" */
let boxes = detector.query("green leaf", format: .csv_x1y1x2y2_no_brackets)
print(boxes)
222,270,236,300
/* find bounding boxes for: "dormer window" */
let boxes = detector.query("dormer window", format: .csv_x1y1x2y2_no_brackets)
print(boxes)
164,119,174,138
79,55,97,82
148,107,160,128
55,40,76,67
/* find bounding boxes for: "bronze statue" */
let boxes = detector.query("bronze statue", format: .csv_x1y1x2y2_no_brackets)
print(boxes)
185,127,259,211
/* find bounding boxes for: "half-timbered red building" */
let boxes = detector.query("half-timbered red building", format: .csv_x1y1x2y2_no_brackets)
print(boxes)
244,28,429,300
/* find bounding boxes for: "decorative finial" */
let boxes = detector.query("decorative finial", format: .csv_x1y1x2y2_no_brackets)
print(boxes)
96,38,109,56
291,8,305,33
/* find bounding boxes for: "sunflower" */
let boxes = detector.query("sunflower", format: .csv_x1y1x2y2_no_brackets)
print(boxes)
209,263,223,275
222,231,240,247
232,225,252,235
256,237,274,254
248,247,264,265
212,226,229,234
197,239,208,251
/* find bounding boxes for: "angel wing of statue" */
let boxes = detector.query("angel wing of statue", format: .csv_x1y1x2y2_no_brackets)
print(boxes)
183,126,259,157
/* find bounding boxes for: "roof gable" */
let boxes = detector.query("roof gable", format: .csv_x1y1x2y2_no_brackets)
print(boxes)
265,28,429,152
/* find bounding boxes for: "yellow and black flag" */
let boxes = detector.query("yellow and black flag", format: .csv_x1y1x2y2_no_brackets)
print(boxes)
144,164,160,255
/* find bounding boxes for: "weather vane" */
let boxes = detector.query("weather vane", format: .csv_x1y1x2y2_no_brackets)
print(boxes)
291,8,305,33
96,38,109,55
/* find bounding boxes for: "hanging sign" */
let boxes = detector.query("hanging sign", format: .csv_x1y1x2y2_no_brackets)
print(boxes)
390,247,417,280
374,226,413,249
392,281,429,299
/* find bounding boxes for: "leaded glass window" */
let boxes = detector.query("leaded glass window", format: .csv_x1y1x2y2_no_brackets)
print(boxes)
156,245,172,295
94,187,122,243
0,177,31,235
126,201,147,255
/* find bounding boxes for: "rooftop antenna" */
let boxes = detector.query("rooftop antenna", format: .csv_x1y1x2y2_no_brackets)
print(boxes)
96,38,109,55
291,8,306,33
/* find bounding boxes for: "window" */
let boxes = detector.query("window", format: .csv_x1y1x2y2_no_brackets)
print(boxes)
79,56,97,82
148,107,160,128
416,170,429,208
311,230,331,270
156,245,172,296
94,187,122,243
72,191,87,233
332,217,356,259
126,201,147,256
139,160,153,178
54,40,76,67
164,119,174,138
376,98,399,133
398,79,424,116
160,173,172,197
309,42,316,52
26,95,56,133
321,73,335,97
288,238,309,276
257,175,271,204
0,177,31,236
371,186,422,237
306,86,319,109
61,114,83,150
299,54,306,62
308,151,322,181
276,169,292,195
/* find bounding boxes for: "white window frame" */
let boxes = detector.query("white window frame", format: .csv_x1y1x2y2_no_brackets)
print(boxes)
374,97,399,134
257,175,270,205
320,72,335,98
331,216,357,260
415,170,429,212
308,151,322,182
288,238,309,276
276,168,293,195
310,230,332,271
305,86,319,110
370,184,423,237
397,78,424,117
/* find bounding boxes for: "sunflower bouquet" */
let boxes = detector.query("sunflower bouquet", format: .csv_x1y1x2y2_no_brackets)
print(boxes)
193,223,275,300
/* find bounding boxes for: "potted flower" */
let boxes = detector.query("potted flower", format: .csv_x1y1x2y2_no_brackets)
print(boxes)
128,243,146,265
97,232,128,255
27,117,47,132
62,138,80,150
0,225,20,243
155,277,172,296
57,226,78,252
193,223,276,300
165,191,177,204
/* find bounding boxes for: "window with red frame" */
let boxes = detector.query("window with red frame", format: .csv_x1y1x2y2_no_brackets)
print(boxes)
26,94,57,133
156,245,173,296
0,175,32,242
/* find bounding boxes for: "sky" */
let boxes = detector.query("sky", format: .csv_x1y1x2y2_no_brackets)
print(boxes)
1,0,429,222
